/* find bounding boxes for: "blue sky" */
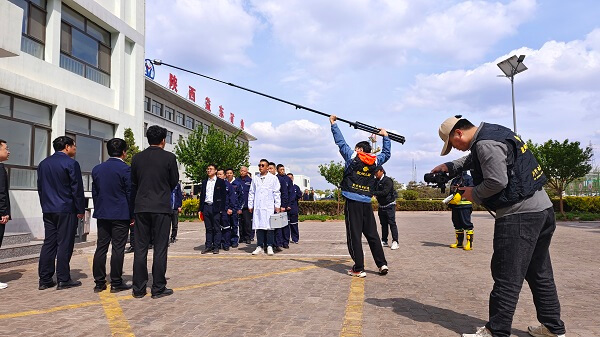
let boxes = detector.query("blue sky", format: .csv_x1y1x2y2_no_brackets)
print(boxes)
145,0,600,189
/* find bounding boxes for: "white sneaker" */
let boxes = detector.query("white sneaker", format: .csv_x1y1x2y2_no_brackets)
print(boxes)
267,246,274,256
378,265,389,275
251,246,263,255
347,269,367,278
390,241,399,250
381,241,389,247
528,324,566,337
462,327,493,337
0,282,7,289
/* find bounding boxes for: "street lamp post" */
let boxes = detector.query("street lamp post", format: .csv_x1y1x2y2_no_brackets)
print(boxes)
497,55,527,134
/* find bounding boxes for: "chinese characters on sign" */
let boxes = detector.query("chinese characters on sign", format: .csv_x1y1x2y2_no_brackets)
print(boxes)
169,73,178,92
230,113,235,124
188,86,196,102
240,119,244,130
219,105,224,118
205,97,211,111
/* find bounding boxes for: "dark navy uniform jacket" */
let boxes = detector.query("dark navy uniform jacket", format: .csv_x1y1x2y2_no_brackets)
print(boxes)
235,176,252,209
171,183,183,210
91,158,133,221
289,184,302,214
228,178,244,212
276,174,293,209
37,152,85,214
0,163,10,220
198,177,227,214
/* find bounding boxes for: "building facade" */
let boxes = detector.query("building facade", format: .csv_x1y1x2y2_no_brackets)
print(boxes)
0,0,145,238
144,77,257,191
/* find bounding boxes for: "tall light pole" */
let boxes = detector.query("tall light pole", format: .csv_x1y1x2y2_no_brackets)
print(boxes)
497,55,527,134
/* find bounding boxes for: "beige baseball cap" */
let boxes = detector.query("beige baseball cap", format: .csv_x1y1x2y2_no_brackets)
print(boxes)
439,115,463,156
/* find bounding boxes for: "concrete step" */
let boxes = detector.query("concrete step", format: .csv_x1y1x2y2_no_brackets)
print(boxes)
0,254,39,269
0,241,44,260
2,232,32,246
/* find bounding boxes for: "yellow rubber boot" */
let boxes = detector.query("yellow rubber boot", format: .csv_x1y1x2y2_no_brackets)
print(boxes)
464,230,474,250
449,230,464,248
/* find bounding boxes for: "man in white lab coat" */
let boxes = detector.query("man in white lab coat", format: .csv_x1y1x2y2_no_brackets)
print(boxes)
248,158,281,256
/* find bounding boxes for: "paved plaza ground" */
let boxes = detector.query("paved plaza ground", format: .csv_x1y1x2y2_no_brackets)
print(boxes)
0,211,598,337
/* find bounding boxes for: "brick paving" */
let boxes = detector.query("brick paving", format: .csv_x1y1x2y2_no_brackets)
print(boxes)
0,211,597,336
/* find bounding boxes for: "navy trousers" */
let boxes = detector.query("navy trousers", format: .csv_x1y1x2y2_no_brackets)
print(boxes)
203,205,222,249
289,212,299,243
38,213,78,284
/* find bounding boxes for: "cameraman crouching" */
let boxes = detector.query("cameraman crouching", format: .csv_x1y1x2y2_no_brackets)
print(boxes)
431,116,565,337
447,171,475,250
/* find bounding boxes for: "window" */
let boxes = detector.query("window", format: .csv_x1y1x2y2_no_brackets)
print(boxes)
176,112,184,126
9,0,47,59
166,131,173,144
203,124,209,135
60,5,111,87
185,116,194,129
151,101,163,117
144,97,151,111
65,112,114,191
165,106,175,121
0,91,51,189
196,120,203,131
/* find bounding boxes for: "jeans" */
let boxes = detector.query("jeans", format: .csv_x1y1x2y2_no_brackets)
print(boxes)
256,229,274,247
486,207,565,337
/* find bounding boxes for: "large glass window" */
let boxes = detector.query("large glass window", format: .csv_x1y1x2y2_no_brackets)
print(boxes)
65,112,114,191
144,97,151,111
151,101,163,117
9,0,47,59
0,92,51,189
165,106,175,121
166,131,173,144
185,116,194,129
60,5,111,87
176,112,184,126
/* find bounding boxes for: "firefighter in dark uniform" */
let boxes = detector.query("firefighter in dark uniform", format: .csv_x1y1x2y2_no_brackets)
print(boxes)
286,173,303,244
217,169,236,251
268,162,289,251
225,168,244,248
236,166,253,244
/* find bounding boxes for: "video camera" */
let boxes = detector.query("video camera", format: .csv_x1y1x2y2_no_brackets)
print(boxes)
423,172,452,193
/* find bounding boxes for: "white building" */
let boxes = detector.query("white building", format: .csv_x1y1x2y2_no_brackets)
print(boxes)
0,0,145,238
144,77,257,193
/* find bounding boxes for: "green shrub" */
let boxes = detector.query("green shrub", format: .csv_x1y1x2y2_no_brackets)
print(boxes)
402,190,419,200
181,198,199,216
551,196,600,213
299,214,345,222
299,201,341,215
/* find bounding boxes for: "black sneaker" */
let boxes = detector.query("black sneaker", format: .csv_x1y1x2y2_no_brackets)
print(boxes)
223,246,230,251
231,243,239,248
38,281,57,290
274,246,283,252
213,249,219,254
245,240,251,244
110,283,132,293
151,288,174,299
125,246,134,254
170,237,176,244
201,247,213,254
94,283,107,293
283,244,289,249
57,280,82,290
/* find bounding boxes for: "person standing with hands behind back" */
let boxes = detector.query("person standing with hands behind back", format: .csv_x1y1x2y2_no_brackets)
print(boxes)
431,115,565,337
37,136,85,290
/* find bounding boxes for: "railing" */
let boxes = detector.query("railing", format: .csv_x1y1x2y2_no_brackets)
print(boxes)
21,36,44,59
60,53,110,87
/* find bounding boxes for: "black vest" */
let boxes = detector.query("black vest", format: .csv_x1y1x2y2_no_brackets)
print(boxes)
341,156,377,196
375,176,397,205
470,123,546,211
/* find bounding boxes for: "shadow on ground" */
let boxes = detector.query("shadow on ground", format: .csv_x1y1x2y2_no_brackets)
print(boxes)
365,297,530,337
0,269,25,282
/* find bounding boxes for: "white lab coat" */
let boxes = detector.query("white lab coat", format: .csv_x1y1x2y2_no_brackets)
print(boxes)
248,173,281,230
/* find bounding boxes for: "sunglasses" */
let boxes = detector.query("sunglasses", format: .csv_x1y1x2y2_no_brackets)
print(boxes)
259,164,267,167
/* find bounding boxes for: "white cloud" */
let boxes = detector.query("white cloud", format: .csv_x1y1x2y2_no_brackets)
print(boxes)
146,0,259,69
250,0,536,76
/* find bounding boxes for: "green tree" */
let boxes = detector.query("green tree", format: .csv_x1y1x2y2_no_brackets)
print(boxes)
123,127,140,165
175,125,250,182
527,139,593,215
318,160,345,214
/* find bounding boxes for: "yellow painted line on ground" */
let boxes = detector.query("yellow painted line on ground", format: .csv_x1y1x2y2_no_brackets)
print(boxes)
168,254,349,261
0,260,347,320
87,256,135,337
340,277,365,337
0,300,102,319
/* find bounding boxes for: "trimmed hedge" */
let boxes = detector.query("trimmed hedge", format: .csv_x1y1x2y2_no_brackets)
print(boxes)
181,198,200,216
299,199,486,215
551,197,600,213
